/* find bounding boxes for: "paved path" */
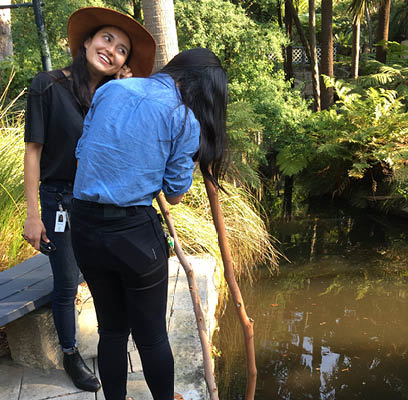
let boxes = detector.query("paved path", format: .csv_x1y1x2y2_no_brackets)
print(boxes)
0,256,218,400
0,346,152,400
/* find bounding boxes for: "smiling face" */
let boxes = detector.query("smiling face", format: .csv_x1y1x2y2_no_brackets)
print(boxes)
84,26,131,79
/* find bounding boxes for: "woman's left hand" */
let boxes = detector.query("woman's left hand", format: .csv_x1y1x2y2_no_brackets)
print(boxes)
116,65,133,79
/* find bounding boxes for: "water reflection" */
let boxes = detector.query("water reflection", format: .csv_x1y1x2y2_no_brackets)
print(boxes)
214,213,408,400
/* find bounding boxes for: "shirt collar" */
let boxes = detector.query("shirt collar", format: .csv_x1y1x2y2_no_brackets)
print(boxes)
150,73,176,89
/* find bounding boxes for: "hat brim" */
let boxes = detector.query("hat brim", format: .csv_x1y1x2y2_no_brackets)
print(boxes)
67,7,156,77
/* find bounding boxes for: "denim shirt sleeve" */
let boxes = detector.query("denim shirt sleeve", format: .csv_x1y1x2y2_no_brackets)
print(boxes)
163,107,200,197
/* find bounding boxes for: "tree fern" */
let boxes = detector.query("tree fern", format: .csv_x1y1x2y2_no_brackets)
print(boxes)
358,64,408,89
295,78,408,210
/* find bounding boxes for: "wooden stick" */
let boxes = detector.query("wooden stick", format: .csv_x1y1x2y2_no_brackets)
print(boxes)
156,193,219,400
203,177,257,400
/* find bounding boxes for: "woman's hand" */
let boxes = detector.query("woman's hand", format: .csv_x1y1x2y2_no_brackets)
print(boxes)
23,215,48,251
116,65,133,79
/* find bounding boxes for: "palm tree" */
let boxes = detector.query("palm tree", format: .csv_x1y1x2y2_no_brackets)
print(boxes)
320,0,334,109
141,0,179,70
365,3,374,52
0,0,13,61
351,21,361,79
348,0,367,79
375,0,392,63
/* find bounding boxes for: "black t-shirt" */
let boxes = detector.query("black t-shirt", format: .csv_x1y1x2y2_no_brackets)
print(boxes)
24,70,85,183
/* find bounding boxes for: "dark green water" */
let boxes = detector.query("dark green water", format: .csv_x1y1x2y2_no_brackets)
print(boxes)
214,212,408,400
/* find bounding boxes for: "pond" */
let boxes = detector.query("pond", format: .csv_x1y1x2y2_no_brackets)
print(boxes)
214,211,408,399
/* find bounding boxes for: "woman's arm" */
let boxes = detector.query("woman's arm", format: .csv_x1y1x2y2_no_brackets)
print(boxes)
23,142,48,250
164,193,184,205
162,109,200,204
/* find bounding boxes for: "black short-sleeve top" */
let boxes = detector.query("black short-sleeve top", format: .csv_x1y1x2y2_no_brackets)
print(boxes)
24,70,85,184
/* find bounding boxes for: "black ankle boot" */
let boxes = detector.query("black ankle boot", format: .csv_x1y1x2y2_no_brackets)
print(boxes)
63,348,101,392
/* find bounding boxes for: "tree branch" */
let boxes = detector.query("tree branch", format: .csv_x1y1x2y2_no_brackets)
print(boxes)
156,192,219,400
286,0,312,61
203,177,257,400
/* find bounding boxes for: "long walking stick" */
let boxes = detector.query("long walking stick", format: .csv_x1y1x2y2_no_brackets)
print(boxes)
203,177,257,400
156,193,219,400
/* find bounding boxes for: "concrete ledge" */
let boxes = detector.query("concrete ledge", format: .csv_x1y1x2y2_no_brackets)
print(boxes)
5,305,62,371
168,255,219,400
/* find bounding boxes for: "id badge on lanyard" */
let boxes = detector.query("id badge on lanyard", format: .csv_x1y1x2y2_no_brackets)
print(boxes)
54,193,70,232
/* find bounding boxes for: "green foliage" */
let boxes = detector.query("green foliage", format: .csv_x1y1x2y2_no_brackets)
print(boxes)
226,101,266,190
6,0,406,220
0,71,36,269
357,42,408,101
3,0,144,99
389,0,408,42
175,0,311,195
162,178,279,283
297,78,408,210
0,56,34,105
276,145,311,176
175,0,286,84
230,0,280,24
3,0,107,98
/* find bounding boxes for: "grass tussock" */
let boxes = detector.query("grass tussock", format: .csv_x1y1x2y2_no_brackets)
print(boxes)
156,178,279,288
0,70,35,271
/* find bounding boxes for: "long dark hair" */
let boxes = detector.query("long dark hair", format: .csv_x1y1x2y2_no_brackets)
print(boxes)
159,48,229,190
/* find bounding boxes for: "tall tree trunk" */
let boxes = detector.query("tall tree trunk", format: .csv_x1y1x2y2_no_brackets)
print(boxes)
351,20,360,78
309,0,321,111
284,0,294,85
365,3,373,52
141,0,179,71
0,0,13,62
320,0,334,109
282,176,294,222
277,0,288,74
375,0,391,63
281,1,294,221
277,0,283,28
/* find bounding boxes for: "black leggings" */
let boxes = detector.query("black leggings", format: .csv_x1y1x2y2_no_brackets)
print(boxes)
71,200,174,400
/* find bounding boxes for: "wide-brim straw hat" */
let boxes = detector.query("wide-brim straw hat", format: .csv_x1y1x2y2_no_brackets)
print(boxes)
67,7,156,77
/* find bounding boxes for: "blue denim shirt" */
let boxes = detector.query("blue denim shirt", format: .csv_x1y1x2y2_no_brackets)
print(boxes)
74,74,200,206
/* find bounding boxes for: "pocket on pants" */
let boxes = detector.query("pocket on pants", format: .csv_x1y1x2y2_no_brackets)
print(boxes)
103,222,166,278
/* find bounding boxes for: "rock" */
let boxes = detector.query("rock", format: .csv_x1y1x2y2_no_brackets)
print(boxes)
5,305,63,371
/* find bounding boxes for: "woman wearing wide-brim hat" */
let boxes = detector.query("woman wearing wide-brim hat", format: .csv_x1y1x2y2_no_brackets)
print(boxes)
23,7,155,394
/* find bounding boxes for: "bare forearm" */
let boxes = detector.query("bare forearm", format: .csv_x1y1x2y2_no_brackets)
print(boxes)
24,144,42,217
23,143,47,249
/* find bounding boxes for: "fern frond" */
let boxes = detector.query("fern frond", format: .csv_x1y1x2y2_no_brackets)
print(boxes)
358,65,408,88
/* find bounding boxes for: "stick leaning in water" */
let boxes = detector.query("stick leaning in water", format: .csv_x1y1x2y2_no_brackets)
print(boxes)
203,177,257,400
156,192,219,400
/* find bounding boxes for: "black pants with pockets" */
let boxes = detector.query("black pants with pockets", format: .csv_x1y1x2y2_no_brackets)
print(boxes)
71,199,174,400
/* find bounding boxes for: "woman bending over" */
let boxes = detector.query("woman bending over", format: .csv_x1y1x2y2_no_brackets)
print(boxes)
70,48,229,400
